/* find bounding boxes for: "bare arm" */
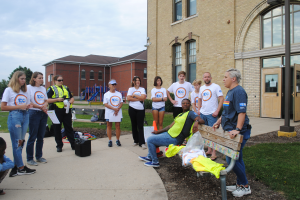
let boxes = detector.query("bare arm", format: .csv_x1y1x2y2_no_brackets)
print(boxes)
152,121,175,134
167,91,178,105
152,97,168,102
212,96,224,117
47,98,64,104
1,102,28,111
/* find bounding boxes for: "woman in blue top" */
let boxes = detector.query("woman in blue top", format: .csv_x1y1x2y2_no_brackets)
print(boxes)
213,69,252,198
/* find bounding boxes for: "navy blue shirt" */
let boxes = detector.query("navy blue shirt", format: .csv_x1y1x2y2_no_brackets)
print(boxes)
221,85,250,139
176,111,198,143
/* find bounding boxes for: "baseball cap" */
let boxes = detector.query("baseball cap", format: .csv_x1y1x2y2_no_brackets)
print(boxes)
109,80,117,85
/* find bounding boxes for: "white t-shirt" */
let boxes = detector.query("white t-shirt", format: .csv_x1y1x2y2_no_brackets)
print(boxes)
167,81,193,107
127,87,146,110
103,91,123,121
191,90,200,112
199,83,223,115
27,85,48,111
2,87,30,107
151,87,167,109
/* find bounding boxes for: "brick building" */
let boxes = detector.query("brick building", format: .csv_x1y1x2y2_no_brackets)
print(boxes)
44,50,147,97
147,0,300,119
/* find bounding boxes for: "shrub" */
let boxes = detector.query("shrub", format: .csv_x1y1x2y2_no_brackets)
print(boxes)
144,99,152,109
165,93,174,112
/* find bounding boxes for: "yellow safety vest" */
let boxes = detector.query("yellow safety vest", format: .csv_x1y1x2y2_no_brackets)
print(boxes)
50,85,73,109
168,111,194,138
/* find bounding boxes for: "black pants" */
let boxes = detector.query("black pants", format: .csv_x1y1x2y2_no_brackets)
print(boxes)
128,106,145,146
53,107,75,148
173,107,183,118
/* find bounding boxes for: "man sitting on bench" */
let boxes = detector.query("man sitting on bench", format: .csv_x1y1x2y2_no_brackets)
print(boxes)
138,99,204,167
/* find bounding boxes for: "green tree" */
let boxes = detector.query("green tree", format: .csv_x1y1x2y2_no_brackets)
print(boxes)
8,66,33,85
0,79,9,98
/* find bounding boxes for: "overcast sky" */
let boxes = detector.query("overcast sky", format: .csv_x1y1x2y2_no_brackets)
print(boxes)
0,0,147,81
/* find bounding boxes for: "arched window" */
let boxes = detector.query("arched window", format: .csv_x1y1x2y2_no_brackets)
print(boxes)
90,70,94,80
98,71,103,80
187,40,196,82
173,44,182,82
81,69,85,80
263,4,300,48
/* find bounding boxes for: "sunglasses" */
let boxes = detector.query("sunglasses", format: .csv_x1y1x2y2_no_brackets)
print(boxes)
112,84,117,86
57,79,63,82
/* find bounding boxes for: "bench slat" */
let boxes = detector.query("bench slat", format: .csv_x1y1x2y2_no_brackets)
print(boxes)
73,108,103,115
200,130,241,151
203,138,240,160
199,125,243,143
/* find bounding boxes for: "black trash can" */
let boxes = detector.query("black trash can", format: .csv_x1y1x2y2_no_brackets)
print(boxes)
75,139,91,157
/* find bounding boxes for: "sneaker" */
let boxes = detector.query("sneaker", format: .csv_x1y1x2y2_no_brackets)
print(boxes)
17,166,36,175
108,141,112,147
36,158,47,163
133,143,138,146
226,184,239,192
141,144,147,149
138,156,152,162
144,161,160,167
9,166,18,177
116,140,121,147
232,185,251,197
57,147,62,152
27,160,38,166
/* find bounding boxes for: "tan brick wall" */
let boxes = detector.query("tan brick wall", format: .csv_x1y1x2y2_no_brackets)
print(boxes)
147,0,272,117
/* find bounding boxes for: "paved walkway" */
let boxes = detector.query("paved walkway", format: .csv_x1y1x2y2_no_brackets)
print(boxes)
0,133,167,200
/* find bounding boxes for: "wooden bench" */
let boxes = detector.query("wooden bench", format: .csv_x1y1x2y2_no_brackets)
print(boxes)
196,124,243,200
72,108,106,125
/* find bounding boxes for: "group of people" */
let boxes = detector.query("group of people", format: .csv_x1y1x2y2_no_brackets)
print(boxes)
0,71,77,195
0,68,251,197
136,69,252,198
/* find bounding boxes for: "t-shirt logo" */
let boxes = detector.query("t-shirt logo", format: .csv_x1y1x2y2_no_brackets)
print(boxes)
34,91,45,105
14,94,27,105
176,87,186,98
195,97,199,108
132,91,141,96
223,101,230,107
110,96,121,107
202,89,212,101
155,92,163,98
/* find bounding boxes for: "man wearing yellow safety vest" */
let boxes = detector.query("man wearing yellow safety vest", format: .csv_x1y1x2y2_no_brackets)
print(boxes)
47,75,75,152
139,99,204,167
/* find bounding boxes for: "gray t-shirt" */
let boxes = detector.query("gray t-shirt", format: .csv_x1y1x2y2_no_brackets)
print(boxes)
175,111,198,144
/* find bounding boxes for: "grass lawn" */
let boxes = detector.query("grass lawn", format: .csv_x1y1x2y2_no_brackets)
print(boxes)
0,104,174,132
244,142,300,200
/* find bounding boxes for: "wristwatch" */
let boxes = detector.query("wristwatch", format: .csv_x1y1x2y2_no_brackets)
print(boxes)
235,127,241,131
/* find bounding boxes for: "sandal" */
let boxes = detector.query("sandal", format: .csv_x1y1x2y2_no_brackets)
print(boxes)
205,151,212,156
210,156,218,161
0,189,5,195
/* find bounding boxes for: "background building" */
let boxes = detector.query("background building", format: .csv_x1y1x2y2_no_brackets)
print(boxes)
146,0,300,119
44,50,147,97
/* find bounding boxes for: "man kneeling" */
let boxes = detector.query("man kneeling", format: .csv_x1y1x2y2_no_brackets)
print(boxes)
139,99,204,167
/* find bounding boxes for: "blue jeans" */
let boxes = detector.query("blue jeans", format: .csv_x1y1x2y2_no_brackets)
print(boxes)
146,132,181,163
226,129,250,185
7,110,29,168
200,113,218,127
26,110,48,161
152,106,165,112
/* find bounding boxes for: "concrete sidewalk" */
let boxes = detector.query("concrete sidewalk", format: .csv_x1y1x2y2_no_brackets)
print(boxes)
0,133,168,200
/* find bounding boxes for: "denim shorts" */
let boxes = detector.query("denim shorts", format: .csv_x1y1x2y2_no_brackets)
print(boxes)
152,106,165,112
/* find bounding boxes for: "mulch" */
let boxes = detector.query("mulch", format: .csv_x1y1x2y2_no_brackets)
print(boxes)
73,126,300,200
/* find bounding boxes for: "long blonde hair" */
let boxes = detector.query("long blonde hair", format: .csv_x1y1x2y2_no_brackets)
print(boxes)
8,71,27,93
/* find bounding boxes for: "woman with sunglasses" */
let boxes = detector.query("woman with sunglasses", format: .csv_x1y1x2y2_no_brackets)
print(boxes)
26,72,48,166
127,76,147,149
1,71,36,177
103,79,123,147
47,75,75,152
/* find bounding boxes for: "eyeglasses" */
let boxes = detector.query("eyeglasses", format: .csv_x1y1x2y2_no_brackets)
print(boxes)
57,79,63,82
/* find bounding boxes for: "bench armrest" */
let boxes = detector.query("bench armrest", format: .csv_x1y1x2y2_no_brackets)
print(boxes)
220,159,236,175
